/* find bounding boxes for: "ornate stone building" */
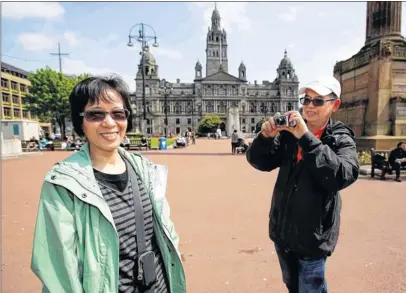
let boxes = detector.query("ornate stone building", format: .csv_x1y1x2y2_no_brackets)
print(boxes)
131,5,299,136
333,1,406,149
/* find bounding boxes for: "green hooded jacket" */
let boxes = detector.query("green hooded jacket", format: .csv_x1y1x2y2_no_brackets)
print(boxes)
31,144,186,293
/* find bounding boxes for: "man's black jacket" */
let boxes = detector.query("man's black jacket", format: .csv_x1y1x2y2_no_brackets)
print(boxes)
246,119,359,258
388,146,406,166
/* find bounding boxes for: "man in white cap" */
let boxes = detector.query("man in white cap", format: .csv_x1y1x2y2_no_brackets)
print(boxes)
246,76,359,293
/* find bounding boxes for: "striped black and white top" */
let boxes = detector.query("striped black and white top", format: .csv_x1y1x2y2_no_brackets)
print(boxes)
94,161,169,293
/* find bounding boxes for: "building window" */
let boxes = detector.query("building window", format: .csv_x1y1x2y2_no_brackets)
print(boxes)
186,102,192,114
146,119,151,125
4,108,11,117
187,118,192,125
13,95,19,104
205,85,212,96
145,86,150,95
2,93,10,103
206,102,214,113
218,101,226,113
251,118,255,124
13,109,20,117
164,118,167,125
176,127,180,134
11,81,17,90
219,85,225,96
271,102,276,112
23,110,29,118
287,103,293,111
147,127,151,134
176,118,180,124
249,102,256,113
242,118,246,124
242,104,246,113
20,84,26,92
251,126,255,132
162,104,170,113
1,78,8,88
260,103,267,114
174,102,182,114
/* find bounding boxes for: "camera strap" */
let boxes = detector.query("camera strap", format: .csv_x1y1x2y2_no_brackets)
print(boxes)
124,158,147,254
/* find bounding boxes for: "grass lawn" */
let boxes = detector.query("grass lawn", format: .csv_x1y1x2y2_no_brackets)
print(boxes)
149,137,175,149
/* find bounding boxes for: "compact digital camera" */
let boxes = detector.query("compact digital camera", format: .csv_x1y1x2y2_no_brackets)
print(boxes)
274,114,297,127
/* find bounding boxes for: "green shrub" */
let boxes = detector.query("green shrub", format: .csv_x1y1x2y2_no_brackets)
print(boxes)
357,151,371,165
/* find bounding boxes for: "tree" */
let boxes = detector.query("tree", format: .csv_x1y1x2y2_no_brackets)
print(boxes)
197,114,222,134
255,117,267,133
27,68,90,138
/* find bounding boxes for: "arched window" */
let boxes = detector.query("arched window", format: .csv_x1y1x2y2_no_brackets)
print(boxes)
186,102,192,114
219,85,225,96
174,102,182,114
206,85,212,95
206,102,214,113
218,101,226,113
249,102,256,113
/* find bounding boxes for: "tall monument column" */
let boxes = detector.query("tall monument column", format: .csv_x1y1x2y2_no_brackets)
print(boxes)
365,2,403,45
334,1,406,150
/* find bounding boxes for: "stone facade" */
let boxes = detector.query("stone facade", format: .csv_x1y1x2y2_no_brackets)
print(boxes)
333,1,406,150
130,5,299,136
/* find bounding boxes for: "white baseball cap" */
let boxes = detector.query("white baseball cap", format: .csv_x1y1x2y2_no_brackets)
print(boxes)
299,76,341,98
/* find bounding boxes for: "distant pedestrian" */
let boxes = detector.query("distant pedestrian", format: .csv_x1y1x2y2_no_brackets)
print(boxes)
231,130,239,154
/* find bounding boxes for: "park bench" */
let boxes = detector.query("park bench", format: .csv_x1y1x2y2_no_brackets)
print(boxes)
127,138,151,151
370,148,406,178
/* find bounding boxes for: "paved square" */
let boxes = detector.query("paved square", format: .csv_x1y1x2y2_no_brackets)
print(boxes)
2,139,406,293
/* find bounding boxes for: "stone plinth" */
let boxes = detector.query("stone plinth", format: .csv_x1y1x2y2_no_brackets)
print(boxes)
355,135,406,150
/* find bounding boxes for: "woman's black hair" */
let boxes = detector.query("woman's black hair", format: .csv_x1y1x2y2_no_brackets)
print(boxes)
69,75,133,136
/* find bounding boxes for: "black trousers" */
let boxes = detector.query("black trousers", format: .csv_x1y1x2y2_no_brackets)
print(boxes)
231,142,238,154
392,161,406,178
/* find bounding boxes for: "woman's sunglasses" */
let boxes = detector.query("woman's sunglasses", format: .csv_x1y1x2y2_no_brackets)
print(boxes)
299,95,337,107
80,109,130,122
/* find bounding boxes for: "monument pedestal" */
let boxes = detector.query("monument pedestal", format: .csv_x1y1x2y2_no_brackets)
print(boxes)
227,106,240,137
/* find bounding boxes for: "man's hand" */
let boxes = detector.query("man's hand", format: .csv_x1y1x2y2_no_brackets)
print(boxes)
261,116,280,138
279,111,309,139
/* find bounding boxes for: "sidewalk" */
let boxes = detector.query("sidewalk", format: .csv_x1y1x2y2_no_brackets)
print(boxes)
1,151,43,160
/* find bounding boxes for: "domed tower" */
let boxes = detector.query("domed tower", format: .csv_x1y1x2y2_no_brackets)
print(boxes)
136,46,159,80
276,49,297,81
275,49,299,100
195,60,202,80
238,61,246,81
206,3,228,76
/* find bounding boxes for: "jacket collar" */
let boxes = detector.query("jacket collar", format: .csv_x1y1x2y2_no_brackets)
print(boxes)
49,143,151,196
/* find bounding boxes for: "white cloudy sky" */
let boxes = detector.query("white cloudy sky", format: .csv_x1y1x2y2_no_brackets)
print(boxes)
2,1,406,91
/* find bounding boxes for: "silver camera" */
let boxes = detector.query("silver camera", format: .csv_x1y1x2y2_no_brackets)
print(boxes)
274,113,297,127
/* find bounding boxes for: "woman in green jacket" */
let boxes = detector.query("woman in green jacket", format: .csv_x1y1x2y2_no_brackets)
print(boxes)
31,76,186,293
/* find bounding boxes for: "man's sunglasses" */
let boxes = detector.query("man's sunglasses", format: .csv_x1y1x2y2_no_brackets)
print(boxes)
299,95,337,107
80,109,130,122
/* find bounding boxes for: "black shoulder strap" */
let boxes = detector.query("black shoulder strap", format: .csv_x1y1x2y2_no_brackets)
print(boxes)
124,159,147,254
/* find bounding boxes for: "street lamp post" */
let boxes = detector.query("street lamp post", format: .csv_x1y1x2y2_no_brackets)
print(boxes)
127,23,159,124
162,82,172,137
